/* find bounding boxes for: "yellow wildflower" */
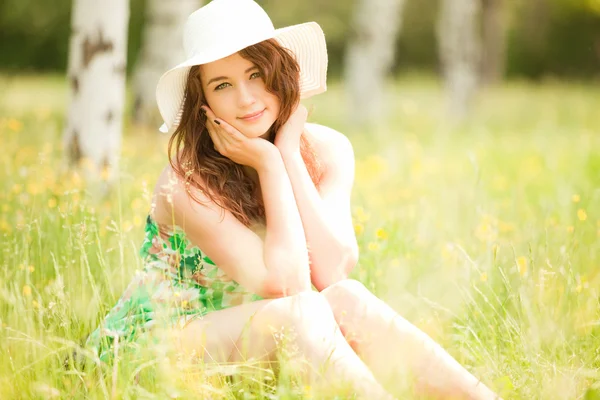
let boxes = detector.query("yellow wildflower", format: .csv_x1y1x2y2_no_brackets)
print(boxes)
41,142,53,153
572,194,580,203
517,257,528,277
101,167,111,181
303,385,313,398
0,219,11,234
567,226,575,233
441,244,456,262
48,198,57,208
131,198,144,210
354,223,364,236
577,209,587,222
69,171,82,188
32,300,40,309
27,182,40,196
367,242,380,251
475,214,498,242
376,228,388,240
122,220,133,232
498,221,515,233
133,215,143,227
28,266,35,272
480,272,488,282
353,206,370,223
7,118,23,132
23,285,32,296
79,157,94,171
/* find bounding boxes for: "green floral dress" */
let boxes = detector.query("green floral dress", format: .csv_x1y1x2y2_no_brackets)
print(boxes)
85,214,263,363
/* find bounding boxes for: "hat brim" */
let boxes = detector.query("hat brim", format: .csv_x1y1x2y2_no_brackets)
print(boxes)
157,22,328,134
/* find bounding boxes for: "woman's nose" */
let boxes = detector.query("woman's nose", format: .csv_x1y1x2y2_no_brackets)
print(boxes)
237,83,257,107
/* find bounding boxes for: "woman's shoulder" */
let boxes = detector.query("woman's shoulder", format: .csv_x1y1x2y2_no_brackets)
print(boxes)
305,122,350,144
305,122,355,162
150,162,212,226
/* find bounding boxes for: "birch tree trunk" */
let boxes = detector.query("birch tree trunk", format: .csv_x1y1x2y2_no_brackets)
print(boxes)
345,0,406,126
132,0,201,127
481,0,507,84
437,0,481,119
63,0,130,183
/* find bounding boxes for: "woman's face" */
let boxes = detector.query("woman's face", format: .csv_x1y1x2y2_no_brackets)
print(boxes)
200,52,280,139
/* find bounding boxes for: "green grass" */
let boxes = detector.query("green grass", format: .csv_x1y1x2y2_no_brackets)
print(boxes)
0,73,599,399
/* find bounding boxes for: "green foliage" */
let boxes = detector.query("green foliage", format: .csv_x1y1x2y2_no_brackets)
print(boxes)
0,0,145,74
507,0,600,79
1,0,599,79
1,73,600,398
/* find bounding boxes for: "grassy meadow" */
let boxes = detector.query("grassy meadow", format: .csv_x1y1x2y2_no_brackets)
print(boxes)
0,73,599,399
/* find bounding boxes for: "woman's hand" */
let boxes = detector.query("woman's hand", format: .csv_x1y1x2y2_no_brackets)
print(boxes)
202,105,278,170
274,103,308,155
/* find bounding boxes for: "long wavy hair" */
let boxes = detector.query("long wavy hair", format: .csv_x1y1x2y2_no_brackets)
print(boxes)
167,39,324,227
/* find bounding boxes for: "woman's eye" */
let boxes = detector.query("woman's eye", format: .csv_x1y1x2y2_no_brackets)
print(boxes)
214,82,230,91
214,73,260,91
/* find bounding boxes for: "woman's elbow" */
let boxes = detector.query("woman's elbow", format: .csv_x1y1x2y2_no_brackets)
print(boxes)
259,267,312,298
313,246,358,291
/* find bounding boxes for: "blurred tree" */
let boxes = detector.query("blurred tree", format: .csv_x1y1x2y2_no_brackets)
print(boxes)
132,0,201,128
344,0,406,126
481,0,507,84
63,0,130,186
0,0,598,81
437,0,481,119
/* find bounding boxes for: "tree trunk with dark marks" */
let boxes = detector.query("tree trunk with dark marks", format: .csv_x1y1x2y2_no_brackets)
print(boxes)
437,0,481,120
481,0,507,85
344,0,406,127
133,0,201,128
63,0,130,184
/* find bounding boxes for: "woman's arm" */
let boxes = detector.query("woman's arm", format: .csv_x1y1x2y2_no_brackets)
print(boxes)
162,149,311,299
278,124,359,291
256,149,312,296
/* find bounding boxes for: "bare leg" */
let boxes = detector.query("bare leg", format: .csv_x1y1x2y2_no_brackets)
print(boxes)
170,291,394,399
321,279,500,400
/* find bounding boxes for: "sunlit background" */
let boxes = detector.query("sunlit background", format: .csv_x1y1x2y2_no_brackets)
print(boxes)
0,0,599,399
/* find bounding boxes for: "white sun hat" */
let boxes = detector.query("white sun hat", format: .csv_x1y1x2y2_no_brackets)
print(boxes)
156,0,328,133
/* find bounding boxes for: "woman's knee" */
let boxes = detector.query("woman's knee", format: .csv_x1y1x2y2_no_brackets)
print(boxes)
321,279,372,309
251,291,335,333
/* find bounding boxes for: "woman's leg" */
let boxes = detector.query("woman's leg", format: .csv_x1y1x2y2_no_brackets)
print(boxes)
321,279,500,400
170,291,394,399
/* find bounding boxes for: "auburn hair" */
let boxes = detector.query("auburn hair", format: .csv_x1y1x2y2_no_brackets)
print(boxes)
167,39,324,227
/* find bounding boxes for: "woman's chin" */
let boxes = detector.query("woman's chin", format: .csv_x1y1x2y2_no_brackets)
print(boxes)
238,123,273,139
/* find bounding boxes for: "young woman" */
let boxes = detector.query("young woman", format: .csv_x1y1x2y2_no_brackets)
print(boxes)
86,0,500,398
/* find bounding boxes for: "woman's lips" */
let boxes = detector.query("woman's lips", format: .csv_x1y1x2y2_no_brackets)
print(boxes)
239,109,265,122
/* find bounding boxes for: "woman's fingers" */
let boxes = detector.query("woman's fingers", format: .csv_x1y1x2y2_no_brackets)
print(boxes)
206,125,223,153
202,106,245,143
202,106,245,158
204,119,225,153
